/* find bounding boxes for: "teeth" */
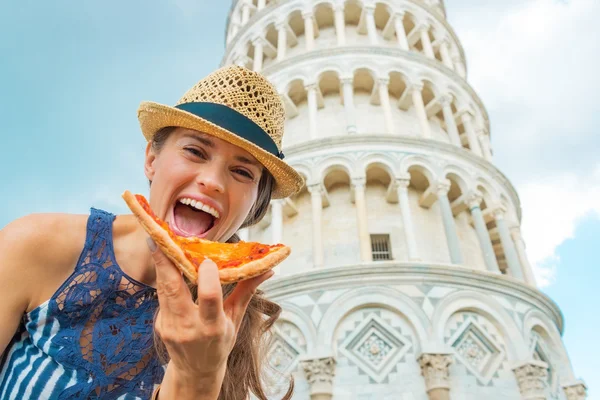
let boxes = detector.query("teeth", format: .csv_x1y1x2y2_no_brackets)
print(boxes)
179,198,220,219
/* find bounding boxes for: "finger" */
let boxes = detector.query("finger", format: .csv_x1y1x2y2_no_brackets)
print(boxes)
148,237,194,316
224,270,274,330
197,257,224,323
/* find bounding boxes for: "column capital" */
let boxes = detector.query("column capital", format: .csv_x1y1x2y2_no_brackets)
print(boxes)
396,173,411,188
513,360,549,400
275,19,288,30
434,179,451,197
304,82,319,91
510,224,523,240
363,4,376,14
377,77,390,86
439,94,453,107
333,2,345,12
458,108,474,121
409,80,424,92
251,36,264,46
302,9,314,19
307,183,323,195
465,191,483,209
340,75,354,85
492,205,508,220
393,10,406,20
352,176,367,189
563,381,588,400
301,356,337,384
418,353,453,392
416,22,431,33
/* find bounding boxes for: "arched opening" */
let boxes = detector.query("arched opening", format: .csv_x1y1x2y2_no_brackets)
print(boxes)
318,70,345,138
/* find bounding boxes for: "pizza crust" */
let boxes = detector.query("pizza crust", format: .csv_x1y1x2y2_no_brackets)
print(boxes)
122,190,290,284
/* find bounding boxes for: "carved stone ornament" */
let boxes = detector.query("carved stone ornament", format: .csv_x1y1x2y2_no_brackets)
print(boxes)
563,382,587,400
301,356,337,385
418,353,453,391
513,361,548,400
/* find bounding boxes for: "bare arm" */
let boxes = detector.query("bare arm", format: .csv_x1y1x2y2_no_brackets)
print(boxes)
0,214,86,356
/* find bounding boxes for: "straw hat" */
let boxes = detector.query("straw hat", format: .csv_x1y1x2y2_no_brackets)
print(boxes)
138,65,303,199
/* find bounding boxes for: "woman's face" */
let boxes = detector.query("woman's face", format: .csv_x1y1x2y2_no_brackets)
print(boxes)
144,127,263,242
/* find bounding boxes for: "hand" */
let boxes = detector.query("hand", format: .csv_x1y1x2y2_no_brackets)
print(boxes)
147,238,273,398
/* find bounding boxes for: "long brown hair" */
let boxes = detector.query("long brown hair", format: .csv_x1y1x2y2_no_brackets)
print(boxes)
151,127,294,400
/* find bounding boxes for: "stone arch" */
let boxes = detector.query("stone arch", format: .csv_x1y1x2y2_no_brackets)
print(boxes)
317,68,343,96
475,178,498,210
399,155,437,184
318,286,430,354
278,301,319,353
523,309,575,381
443,166,472,202
344,0,365,27
317,156,354,185
360,153,398,179
432,290,529,360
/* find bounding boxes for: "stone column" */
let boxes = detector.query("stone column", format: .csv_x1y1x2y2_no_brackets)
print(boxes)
276,21,287,61
308,184,324,268
439,39,454,69
510,225,537,286
440,95,461,147
397,174,419,261
563,381,588,400
301,356,336,400
365,6,378,45
341,77,357,134
466,191,500,273
257,0,266,10
419,24,435,59
271,199,283,244
353,178,372,262
394,12,409,50
252,38,263,72
453,54,466,78
378,78,394,134
435,180,463,264
411,82,432,139
241,1,251,25
460,111,483,156
513,361,548,400
305,83,318,140
303,10,315,51
334,4,346,46
494,207,524,280
477,129,494,161
418,353,453,400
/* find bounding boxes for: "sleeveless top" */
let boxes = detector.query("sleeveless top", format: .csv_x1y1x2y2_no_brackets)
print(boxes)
0,208,165,399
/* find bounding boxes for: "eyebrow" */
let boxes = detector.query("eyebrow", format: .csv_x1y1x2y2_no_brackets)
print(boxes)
183,133,262,168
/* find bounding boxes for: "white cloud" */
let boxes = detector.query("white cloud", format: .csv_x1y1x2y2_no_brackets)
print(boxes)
450,0,600,287
518,165,600,286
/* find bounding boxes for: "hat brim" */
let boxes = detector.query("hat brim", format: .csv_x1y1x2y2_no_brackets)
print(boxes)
138,101,303,199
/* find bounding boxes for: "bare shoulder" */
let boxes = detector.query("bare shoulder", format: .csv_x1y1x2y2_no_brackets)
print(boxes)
0,213,89,311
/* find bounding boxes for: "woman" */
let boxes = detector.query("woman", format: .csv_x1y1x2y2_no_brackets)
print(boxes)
0,65,302,399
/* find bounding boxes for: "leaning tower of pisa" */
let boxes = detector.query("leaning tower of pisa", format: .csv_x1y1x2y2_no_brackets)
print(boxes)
223,1,587,399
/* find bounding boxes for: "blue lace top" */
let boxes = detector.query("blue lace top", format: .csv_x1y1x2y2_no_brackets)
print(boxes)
0,208,165,399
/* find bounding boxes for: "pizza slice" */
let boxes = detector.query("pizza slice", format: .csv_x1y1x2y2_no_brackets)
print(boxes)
122,190,290,284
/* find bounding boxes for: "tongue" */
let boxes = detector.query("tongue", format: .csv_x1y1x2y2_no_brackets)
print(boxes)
173,203,213,236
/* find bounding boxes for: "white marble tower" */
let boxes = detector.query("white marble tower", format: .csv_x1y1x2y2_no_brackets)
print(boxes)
222,1,587,399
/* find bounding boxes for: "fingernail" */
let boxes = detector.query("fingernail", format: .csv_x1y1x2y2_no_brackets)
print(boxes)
146,237,157,252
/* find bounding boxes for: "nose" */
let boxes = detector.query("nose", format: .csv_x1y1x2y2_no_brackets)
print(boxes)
195,162,226,193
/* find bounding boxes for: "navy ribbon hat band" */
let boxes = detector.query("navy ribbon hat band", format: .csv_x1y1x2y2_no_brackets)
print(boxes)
175,102,284,160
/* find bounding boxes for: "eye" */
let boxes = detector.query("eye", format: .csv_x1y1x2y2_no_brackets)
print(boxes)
233,168,254,180
184,147,206,159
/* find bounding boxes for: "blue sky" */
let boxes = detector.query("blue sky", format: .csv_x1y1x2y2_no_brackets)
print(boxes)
1,0,597,396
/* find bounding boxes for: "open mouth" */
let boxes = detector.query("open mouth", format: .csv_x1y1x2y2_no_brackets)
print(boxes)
170,197,221,238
